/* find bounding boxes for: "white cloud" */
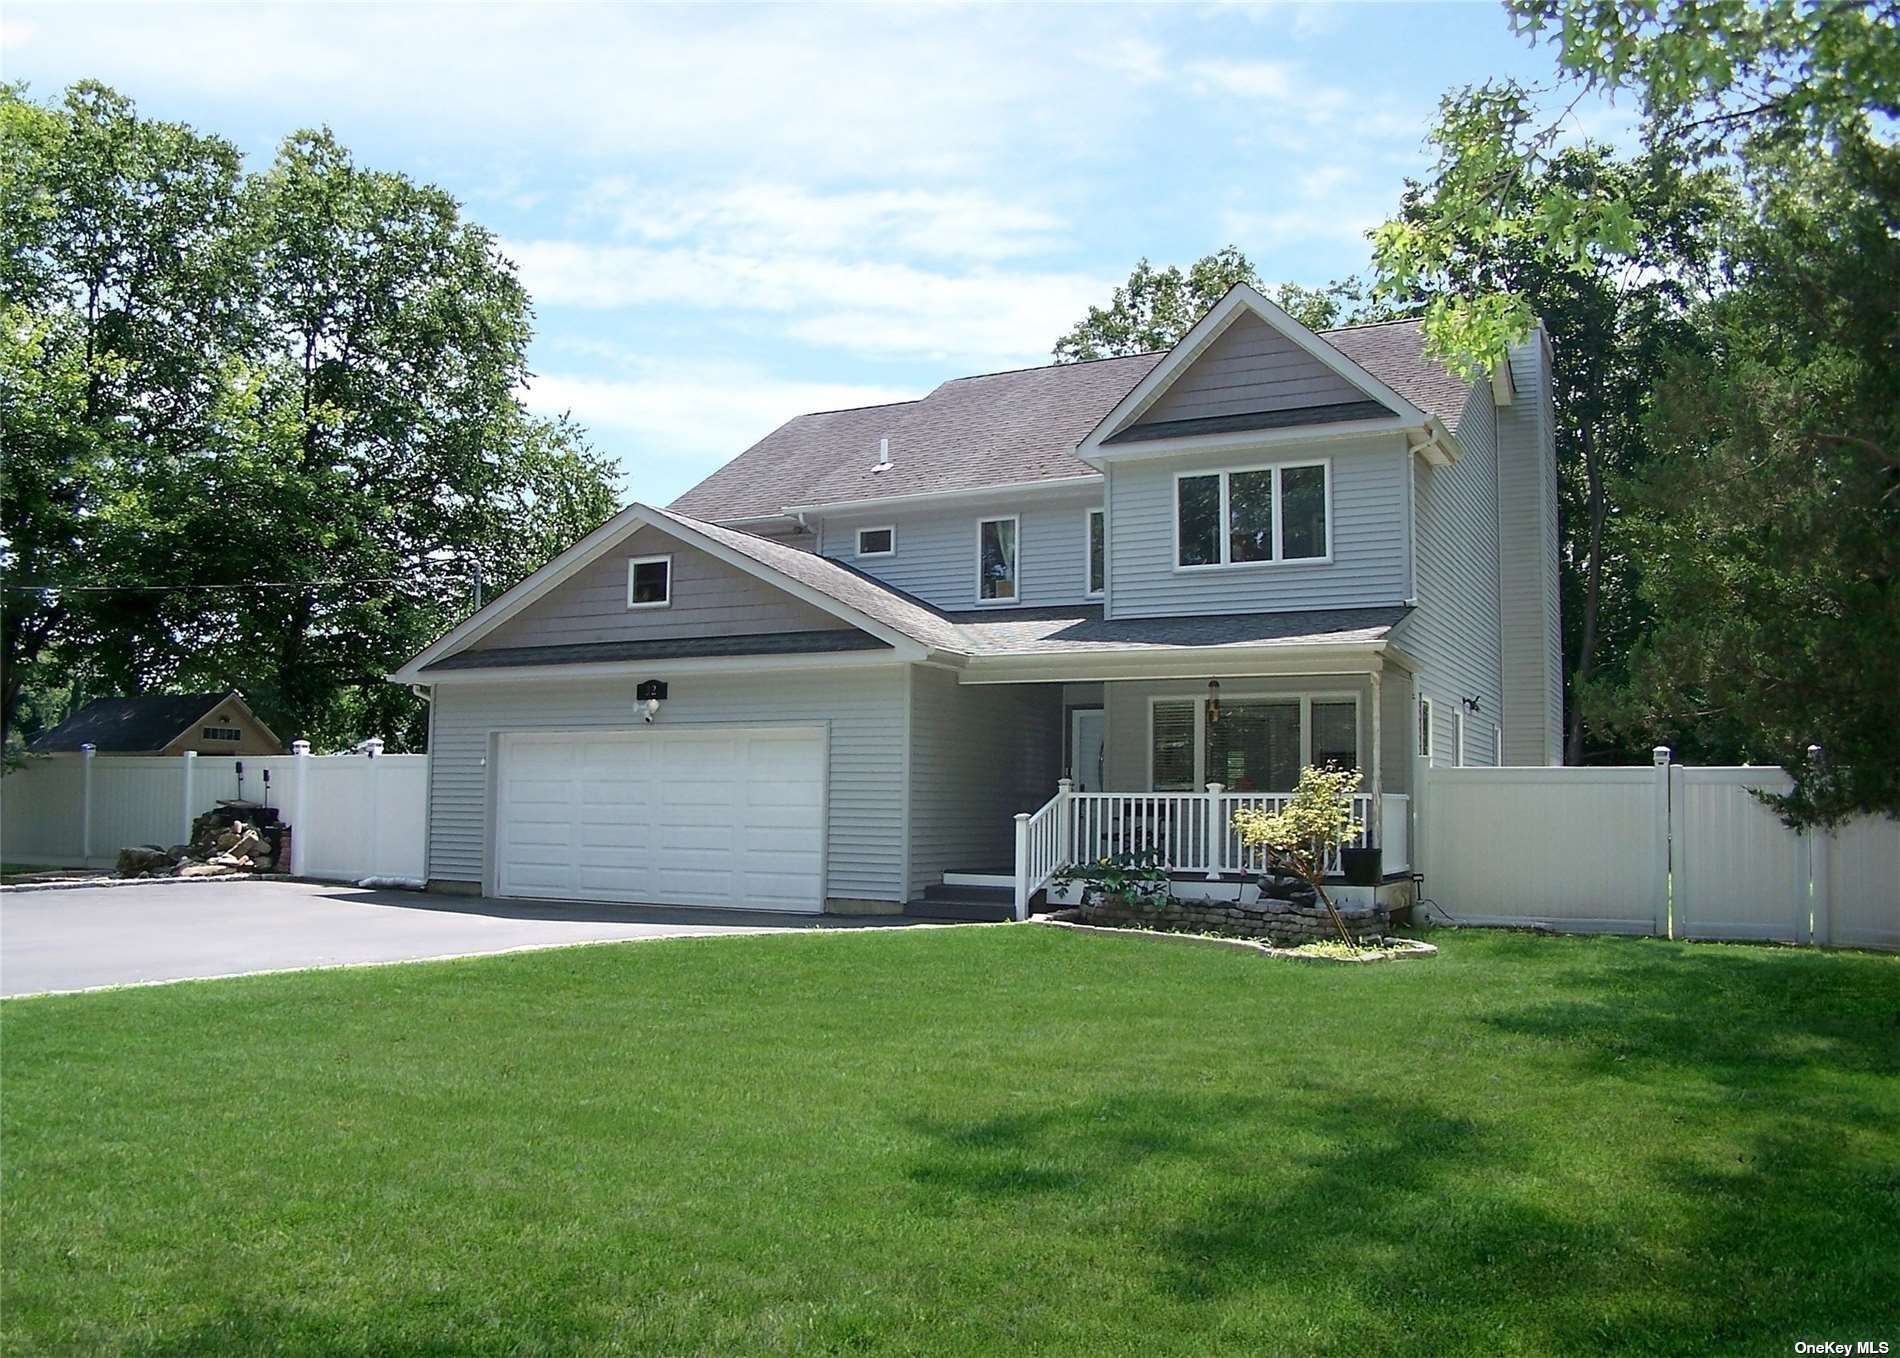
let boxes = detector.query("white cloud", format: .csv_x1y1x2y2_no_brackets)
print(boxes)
521,364,915,502
509,240,1107,365
586,182,1067,262
1184,59,1299,101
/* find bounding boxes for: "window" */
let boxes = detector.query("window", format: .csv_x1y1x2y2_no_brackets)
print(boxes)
1418,696,1435,762
626,555,671,608
1311,700,1358,771
202,727,241,742
856,526,895,557
1151,700,1197,790
977,516,1019,603
1086,509,1105,597
1175,461,1329,568
1209,700,1300,791
1149,694,1360,792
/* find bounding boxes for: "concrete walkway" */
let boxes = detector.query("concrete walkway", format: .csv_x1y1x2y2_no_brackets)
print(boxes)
0,880,922,997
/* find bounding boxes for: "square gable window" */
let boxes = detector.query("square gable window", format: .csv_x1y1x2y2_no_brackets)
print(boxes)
857,526,895,557
627,555,672,609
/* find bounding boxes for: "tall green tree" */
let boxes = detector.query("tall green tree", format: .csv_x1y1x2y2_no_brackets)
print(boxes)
1052,247,1375,361
0,84,618,752
1381,132,1735,763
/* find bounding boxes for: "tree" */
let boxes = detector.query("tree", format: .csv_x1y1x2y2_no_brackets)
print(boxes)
1231,765,1367,949
1052,247,1378,362
1599,138,1900,824
0,84,619,751
1380,126,1736,763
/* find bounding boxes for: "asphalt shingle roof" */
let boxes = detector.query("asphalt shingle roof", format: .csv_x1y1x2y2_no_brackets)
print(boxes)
668,319,1469,522
423,630,890,673
27,693,235,753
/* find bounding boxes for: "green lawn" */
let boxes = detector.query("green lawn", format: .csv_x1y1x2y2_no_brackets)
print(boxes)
4,928,1896,1356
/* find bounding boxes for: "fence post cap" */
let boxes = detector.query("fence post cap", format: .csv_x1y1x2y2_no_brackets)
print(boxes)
291,740,312,756
1651,745,1672,766
181,748,198,759
1205,782,1224,794
79,742,96,755
1806,743,1823,761
1057,777,1073,793
1014,811,1031,822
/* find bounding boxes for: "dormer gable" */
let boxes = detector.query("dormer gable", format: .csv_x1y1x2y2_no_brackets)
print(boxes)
1076,284,1456,466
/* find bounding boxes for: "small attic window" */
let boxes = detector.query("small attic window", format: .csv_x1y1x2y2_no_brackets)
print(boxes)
627,555,672,609
203,727,241,742
856,526,895,557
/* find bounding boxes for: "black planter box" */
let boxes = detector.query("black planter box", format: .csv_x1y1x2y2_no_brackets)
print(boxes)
1339,846,1383,887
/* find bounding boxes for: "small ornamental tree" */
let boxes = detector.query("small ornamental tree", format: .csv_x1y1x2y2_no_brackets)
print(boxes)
1231,766,1365,949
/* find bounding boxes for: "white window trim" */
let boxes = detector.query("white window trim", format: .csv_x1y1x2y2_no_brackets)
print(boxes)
855,525,896,558
1494,722,1504,767
1455,709,1468,768
1418,695,1435,764
1171,458,1334,572
625,554,673,609
1147,690,1361,792
1084,507,1105,598
974,514,1022,608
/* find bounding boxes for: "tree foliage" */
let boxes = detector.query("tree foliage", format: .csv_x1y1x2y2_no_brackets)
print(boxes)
1231,765,1366,948
1052,247,1379,362
0,83,619,752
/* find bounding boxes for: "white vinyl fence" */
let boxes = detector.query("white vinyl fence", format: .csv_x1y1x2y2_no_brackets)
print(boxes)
0,748,427,883
1417,761,1900,950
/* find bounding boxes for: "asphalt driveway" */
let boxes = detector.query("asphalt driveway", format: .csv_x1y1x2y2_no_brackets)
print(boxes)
0,881,919,997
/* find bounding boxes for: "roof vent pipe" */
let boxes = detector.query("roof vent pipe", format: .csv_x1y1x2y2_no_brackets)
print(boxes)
873,437,891,472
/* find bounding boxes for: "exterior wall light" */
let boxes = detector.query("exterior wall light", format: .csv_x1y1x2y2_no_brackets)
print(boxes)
1207,679,1222,726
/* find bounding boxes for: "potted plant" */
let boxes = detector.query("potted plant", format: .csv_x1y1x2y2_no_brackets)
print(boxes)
1231,765,1365,949
1050,846,1171,912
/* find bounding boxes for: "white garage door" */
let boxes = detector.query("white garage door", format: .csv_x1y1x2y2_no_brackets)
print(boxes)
496,726,826,912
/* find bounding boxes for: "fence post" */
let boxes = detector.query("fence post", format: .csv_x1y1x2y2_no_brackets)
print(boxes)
1806,744,1827,947
79,743,96,867
180,750,197,846
1055,778,1073,870
1012,813,1031,922
1204,782,1225,880
364,740,384,880
289,740,311,876
1653,746,1673,938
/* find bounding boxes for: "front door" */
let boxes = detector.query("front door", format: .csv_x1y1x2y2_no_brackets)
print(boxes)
1070,709,1106,791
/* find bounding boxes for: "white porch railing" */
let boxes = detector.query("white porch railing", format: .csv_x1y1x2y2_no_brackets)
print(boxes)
1011,781,1410,921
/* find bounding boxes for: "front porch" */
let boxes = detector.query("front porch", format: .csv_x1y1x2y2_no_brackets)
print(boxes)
911,662,1418,921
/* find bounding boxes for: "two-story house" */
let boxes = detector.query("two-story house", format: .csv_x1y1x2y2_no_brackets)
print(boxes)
392,285,1561,918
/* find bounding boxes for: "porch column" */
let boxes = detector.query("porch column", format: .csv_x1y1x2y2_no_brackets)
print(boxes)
1369,665,1384,857
1056,778,1073,867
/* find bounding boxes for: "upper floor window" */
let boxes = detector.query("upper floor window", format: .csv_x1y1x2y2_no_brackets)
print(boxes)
977,516,1018,604
1175,460,1329,569
1086,509,1105,597
627,555,672,609
856,526,895,558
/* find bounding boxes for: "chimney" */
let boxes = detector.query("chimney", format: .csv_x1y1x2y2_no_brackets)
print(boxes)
872,436,892,472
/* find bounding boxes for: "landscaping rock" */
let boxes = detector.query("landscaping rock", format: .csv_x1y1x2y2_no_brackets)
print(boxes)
175,862,229,878
1079,890,1390,947
116,845,177,878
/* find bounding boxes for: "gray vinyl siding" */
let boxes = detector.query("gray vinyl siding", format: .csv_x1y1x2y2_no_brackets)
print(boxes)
1496,333,1563,765
1105,434,1412,618
476,524,846,650
1134,311,1367,425
1380,661,1413,797
816,491,1102,609
906,668,1062,894
1101,676,1380,793
425,667,909,902
1393,377,1506,768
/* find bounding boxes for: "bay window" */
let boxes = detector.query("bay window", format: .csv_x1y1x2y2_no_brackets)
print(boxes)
1175,460,1330,568
1149,693,1360,792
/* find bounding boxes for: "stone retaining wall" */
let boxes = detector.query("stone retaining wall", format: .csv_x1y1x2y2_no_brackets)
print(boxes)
1079,892,1389,946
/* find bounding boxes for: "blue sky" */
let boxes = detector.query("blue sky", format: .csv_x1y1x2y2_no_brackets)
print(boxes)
4,2,1623,505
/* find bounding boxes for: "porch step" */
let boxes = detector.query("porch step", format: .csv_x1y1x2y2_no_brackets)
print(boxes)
907,882,1018,922
941,870,1013,890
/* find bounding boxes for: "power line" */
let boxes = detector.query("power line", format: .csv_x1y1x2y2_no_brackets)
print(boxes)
2,576,465,593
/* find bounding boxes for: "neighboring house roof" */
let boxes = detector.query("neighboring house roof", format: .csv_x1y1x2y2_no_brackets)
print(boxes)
668,317,1465,522
25,691,275,753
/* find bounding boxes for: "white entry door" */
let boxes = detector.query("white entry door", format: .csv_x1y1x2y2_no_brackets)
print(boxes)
495,726,826,912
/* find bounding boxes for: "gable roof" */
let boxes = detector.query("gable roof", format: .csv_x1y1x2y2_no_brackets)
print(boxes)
26,691,271,754
668,315,1470,523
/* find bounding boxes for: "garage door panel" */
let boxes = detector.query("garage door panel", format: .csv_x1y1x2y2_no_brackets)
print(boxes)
497,726,825,912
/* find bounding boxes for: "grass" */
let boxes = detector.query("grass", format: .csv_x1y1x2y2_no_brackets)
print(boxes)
4,927,1897,1356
